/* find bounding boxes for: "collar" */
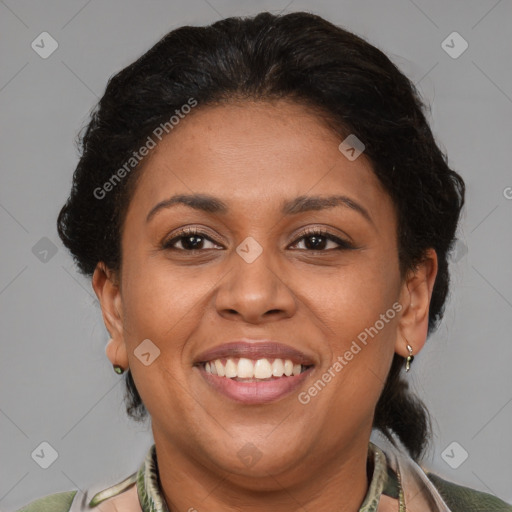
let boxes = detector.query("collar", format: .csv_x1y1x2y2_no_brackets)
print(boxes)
132,442,399,512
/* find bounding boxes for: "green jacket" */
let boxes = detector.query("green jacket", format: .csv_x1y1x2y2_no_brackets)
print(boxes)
14,442,512,511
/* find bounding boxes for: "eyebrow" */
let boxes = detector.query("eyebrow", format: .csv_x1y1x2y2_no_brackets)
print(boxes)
146,193,374,226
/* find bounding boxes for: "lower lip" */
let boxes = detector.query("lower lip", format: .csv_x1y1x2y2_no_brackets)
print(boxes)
197,365,314,404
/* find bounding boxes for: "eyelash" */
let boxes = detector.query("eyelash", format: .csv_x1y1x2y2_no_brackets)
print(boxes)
162,227,354,252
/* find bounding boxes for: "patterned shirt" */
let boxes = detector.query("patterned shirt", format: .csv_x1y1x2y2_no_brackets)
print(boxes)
86,442,400,511
16,440,512,511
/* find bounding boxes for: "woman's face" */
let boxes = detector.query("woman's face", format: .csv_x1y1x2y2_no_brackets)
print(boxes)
95,99,436,483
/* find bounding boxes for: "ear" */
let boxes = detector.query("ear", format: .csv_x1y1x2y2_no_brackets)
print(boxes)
395,248,438,358
92,262,128,369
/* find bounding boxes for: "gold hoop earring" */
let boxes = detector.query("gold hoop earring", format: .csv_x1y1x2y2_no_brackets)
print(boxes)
405,343,414,372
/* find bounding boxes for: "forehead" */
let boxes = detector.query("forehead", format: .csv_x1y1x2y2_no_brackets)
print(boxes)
125,100,393,225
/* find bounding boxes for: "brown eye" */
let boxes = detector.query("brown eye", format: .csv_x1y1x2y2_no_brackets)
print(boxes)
162,228,221,251
290,229,354,251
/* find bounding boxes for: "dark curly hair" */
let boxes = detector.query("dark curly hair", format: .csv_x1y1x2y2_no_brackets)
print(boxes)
57,11,465,461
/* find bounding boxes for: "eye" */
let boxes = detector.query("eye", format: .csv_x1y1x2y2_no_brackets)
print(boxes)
289,228,354,251
162,227,354,252
162,227,222,251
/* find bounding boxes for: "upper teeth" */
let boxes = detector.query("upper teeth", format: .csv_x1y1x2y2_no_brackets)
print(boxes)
204,357,305,379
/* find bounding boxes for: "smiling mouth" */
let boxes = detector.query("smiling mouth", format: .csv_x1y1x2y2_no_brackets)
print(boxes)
201,357,313,381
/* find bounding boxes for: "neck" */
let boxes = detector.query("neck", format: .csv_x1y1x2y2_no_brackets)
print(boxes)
151,431,372,512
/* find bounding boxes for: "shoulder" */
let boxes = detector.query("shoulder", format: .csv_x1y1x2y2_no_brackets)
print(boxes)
14,490,78,512
13,472,139,512
426,472,512,511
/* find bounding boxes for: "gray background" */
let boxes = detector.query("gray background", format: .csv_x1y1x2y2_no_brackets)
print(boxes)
1,0,511,509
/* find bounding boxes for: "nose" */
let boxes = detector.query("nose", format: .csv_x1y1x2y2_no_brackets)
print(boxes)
214,247,297,324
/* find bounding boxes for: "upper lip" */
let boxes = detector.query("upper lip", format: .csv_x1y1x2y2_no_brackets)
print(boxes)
194,340,316,366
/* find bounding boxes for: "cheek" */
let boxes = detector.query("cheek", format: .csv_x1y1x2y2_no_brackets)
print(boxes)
119,264,202,421
300,250,400,396
121,256,205,335
297,254,400,338
120,259,222,397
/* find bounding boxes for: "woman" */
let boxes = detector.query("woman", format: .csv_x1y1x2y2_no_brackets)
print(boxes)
16,11,511,512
